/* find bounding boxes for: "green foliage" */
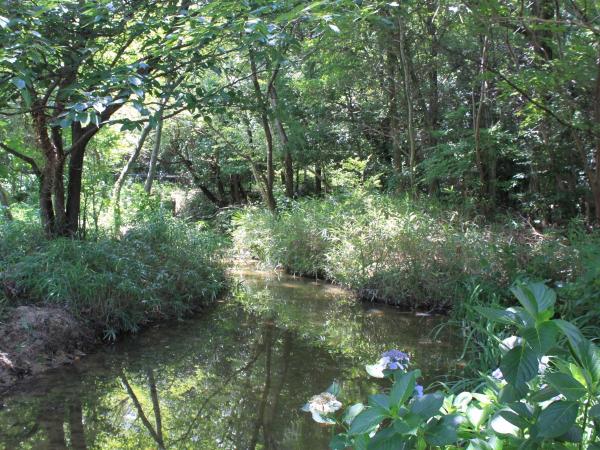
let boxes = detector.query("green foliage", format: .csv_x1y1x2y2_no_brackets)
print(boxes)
0,214,227,338
233,191,592,311
305,282,600,449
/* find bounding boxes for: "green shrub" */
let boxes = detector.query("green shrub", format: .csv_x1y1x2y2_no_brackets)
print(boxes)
305,282,600,449
233,190,592,312
0,214,227,339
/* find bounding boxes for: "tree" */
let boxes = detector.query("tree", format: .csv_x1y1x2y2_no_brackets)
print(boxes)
0,0,226,235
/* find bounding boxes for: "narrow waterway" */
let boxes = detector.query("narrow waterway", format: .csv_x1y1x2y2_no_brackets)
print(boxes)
0,266,461,449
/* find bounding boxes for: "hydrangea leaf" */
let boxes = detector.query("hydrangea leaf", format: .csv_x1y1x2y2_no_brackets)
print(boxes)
546,372,586,401
348,406,388,435
536,401,579,438
499,344,538,389
410,392,444,420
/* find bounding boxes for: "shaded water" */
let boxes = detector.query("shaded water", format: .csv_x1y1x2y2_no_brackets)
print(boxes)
0,266,461,449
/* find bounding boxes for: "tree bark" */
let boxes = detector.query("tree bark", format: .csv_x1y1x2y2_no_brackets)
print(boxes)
473,35,489,196
144,109,164,194
397,17,417,192
385,40,402,174
0,185,12,221
249,50,277,212
314,162,322,196
268,85,294,198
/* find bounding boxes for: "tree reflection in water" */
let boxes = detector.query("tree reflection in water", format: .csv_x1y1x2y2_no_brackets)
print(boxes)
0,269,460,449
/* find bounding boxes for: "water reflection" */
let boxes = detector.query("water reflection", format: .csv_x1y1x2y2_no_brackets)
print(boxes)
0,268,460,449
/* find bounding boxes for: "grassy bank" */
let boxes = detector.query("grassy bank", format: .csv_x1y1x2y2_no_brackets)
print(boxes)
0,213,228,339
232,190,599,324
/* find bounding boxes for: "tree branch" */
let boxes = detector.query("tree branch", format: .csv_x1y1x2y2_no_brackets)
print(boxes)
0,142,41,176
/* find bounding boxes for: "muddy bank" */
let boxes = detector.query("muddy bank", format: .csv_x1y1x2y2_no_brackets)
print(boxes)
0,306,93,393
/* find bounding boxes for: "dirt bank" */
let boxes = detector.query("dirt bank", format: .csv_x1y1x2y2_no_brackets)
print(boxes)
0,306,93,392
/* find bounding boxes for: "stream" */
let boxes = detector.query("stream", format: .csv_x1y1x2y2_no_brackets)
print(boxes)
0,266,461,449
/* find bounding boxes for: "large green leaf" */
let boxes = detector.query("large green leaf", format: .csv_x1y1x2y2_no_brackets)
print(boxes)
510,284,539,318
326,381,341,397
553,319,585,362
349,407,389,435
474,306,520,325
546,372,586,401
537,401,579,439
366,428,408,450
500,345,538,388
522,321,558,355
390,371,417,407
423,414,465,446
498,409,529,430
577,340,600,385
369,394,390,411
392,413,422,434
410,392,444,420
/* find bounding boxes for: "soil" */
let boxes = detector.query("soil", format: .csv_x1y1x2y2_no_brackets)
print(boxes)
0,306,93,393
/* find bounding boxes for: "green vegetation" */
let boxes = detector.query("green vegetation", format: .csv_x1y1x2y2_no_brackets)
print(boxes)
0,214,227,338
305,283,600,449
0,0,599,447
233,191,599,317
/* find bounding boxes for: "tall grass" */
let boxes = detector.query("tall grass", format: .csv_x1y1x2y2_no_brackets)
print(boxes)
0,213,228,339
233,190,595,316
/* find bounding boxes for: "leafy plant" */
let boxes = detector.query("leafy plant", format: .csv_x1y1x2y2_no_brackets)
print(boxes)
305,282,600,449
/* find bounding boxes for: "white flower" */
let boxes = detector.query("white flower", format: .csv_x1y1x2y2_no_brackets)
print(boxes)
500,336,522,353
365,357,390,378
538,356,550,374
302,392,342,424
491,367,504,381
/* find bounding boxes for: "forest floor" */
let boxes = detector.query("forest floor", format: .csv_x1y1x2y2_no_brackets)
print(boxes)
0,306,93,392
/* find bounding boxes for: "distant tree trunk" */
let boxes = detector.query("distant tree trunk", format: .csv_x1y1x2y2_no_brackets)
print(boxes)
588,47,600,222
112,123,153,232
315,162,322,196
68,398,87,450
147,369,164,448
230,173,246,204
177,152,226,207
425,0,440,193
249,50,277,212
120,372,166,450
473,35,489,196
0,185,12,221
268,85,294,198
144,109,164,194
385,41,402,174
397,17,417,191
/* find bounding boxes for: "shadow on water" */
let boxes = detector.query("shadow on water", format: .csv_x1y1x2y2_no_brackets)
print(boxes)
0,266,461,449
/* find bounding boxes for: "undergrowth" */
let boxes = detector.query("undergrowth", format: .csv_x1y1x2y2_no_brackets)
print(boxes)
232,190,598,326
0,213,228,339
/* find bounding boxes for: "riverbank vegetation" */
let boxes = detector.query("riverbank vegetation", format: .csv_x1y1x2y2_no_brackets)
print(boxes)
1,0,599,447
0,214,227,338
233,191,599,316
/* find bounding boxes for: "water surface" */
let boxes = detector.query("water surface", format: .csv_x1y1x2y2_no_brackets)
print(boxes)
0,266,460,449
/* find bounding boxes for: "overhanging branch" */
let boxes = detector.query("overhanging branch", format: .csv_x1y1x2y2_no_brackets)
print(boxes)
0,142,41,176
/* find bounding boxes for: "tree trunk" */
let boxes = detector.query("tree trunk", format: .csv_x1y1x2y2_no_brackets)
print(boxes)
592,46,600,222
144,109,164,194
249,50,277,212
0,185,12,221
473,35,489,196
425,0,440,193
315,162,322,196
268,85,294,198
112,123,153,233
385,41,402,174
230,173,244,204
397,17,417,192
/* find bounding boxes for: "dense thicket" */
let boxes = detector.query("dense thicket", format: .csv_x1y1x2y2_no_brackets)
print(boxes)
1,0,599,231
